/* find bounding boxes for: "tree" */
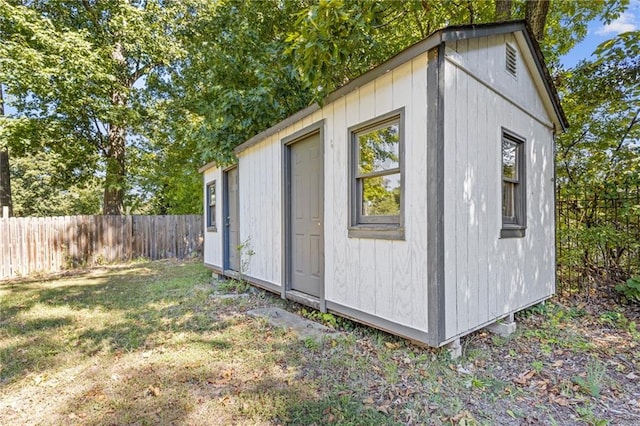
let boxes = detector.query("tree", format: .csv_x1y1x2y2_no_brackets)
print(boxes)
0,83,12,217
285,0,627,99
162,0,313,165
10,151,102,217
525,0,550,41
496,0,513,20
0,0,203,214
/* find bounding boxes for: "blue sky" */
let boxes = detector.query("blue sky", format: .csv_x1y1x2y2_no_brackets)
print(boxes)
560,0,639,67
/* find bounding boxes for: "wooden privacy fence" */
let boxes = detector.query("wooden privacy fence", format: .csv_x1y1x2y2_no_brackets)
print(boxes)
0,215,203,279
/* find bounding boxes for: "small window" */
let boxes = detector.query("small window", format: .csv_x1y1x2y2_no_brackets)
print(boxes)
206,180,217,232
349,109,404,240
501,129,526,238
505,43,517,78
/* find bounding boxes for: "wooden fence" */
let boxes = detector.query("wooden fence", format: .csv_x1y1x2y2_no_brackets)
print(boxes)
0,215,203,279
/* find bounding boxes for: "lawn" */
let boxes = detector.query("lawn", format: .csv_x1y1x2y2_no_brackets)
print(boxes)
1,260,639,425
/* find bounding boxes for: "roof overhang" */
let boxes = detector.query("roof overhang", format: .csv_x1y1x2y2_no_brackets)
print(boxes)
198,160,218,174
210,20,567,160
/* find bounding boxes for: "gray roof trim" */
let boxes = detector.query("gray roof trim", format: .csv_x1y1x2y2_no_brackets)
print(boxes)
232,20,566,155
198,160,218,173
234,103,321,154
518,23,569,131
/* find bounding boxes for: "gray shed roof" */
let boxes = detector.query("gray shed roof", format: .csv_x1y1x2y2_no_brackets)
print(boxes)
207,20,567,161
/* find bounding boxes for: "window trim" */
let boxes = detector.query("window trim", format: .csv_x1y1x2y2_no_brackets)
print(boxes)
206,180,217,232
348,108,405,240
500,128,526,238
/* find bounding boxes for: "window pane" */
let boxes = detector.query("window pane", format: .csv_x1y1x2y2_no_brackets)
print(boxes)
358,122,400,174
502,140,517,180
361,173,401,216
502,181,516,219
209,185,216,206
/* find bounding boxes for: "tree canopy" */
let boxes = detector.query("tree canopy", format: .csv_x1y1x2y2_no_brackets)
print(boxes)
0,0,637,218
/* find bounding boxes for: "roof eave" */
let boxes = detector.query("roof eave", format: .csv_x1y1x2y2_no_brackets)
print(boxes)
233,20,567,154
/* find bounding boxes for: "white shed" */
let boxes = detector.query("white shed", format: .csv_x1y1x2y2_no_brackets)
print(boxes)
199,21,568,348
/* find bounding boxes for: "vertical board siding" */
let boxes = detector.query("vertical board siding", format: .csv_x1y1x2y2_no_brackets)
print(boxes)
0,215,203,279
330,99,347,303
443,48,555,339
408,55,430,331
237,138,282,285
450,34,550,127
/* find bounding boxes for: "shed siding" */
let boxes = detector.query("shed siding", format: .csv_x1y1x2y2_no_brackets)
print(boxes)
326,54,430,330
237,137,283,286
448,34,551,129
442,48,555,339
202,167,222,270
235,54,430,331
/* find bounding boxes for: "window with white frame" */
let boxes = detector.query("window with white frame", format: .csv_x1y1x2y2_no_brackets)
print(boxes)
206,180,216,232
349,109,404,240
501,129,526,238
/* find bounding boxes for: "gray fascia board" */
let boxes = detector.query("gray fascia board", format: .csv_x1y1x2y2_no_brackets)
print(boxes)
439,21,527,42
233,20,566,156
518,25,569,131
198,160,218,174
235,104,321,154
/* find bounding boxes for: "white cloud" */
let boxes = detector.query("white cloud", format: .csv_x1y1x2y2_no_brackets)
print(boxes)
596,12,637,35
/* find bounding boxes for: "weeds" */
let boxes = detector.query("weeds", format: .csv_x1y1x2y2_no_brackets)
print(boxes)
1,262,638,425
573,358,607,398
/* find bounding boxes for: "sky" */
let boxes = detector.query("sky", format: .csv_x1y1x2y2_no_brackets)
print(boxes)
560,0,639,68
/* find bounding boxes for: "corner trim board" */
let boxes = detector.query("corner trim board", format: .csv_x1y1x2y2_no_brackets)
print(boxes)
426,43,447,345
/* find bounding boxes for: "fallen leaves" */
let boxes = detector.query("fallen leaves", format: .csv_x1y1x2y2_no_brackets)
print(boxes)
146,385,161,397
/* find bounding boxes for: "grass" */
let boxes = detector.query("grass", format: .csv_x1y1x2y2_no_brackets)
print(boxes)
1,260,639,425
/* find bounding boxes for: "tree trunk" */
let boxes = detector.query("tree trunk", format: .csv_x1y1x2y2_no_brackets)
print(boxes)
103,120,126,215
495,0,512,21
103,41,127,215
0,84,13,217
525,0,550,41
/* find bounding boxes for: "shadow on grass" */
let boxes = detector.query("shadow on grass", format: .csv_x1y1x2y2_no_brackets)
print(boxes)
0,261,225,384
1,262,403,424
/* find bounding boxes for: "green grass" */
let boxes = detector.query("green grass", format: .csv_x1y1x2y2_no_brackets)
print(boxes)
1,261,637,425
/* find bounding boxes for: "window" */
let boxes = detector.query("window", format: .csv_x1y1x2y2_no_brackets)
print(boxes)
206,180,217,232
501,129,526,238
349,109,404,240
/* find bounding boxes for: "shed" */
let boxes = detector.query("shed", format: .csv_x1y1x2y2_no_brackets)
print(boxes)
199,21,568,349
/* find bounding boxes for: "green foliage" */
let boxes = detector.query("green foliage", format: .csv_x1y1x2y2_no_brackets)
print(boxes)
165,0,313,166
615,276,640,302
10,150,101,216
572,358,607,398
284,393,398,425
0,0,209,214
299,308,354,331
0,0,635,228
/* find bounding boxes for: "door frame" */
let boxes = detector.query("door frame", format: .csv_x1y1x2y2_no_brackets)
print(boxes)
282,120,326,311
222,164,239,272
